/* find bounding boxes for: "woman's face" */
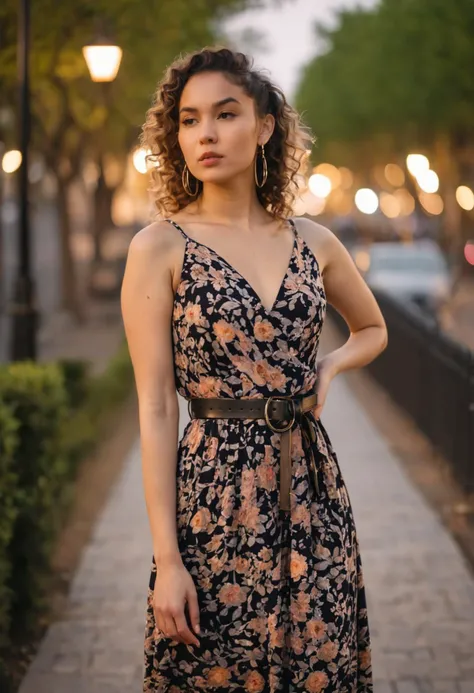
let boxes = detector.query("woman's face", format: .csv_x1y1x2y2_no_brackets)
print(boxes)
177,70,274,185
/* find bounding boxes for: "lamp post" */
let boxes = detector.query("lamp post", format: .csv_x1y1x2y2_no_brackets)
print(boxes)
9,0,36,360
82,37,122,265
82,40,123,83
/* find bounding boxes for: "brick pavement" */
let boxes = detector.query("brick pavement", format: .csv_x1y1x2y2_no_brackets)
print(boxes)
18,373,474,692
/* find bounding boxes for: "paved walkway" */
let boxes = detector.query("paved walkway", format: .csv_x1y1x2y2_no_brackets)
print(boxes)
19,373,474,693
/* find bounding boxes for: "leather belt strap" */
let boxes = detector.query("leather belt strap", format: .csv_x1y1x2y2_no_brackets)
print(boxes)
187,392,319,512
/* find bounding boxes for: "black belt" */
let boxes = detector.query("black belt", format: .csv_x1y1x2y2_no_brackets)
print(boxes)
187,392,320,512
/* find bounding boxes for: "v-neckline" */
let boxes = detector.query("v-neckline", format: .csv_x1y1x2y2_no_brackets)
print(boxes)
176,220,297,316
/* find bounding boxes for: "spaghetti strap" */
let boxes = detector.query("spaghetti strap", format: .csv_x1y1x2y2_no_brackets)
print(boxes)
165,218,189,240
287,216,298,238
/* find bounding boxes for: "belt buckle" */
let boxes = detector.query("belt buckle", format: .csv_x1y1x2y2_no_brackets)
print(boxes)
264,396,295,432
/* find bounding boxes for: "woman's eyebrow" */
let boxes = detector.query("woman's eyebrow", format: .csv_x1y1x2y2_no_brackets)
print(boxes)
179,97,241,114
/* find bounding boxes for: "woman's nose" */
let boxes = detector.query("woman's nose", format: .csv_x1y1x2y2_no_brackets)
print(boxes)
199,120,218,144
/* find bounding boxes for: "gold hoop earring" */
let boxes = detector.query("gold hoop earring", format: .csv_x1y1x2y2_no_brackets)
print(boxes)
255,144,268,188
182,163,199,197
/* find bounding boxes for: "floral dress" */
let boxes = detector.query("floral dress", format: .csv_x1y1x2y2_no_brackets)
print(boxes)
143,217,373,692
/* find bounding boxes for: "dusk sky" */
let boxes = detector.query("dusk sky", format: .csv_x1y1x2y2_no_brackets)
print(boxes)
223,0,379,101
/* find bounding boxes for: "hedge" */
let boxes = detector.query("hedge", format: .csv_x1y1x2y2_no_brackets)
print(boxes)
0,399,19,649
0,338,134,688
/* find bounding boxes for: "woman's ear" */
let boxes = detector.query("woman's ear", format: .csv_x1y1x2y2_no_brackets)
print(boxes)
259,113,275,145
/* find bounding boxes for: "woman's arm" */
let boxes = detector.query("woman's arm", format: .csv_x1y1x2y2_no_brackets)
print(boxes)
121,222,201,647
294,217,388,417
121,221,183,569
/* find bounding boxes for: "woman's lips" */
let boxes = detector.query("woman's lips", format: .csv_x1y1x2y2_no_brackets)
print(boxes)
199,156,223,166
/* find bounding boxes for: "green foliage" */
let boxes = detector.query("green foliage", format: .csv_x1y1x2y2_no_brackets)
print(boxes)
60,339,134,466
55,359,91,410
0,338,134,682
0,364,69,636
295,0,474,159
0,0,272,160
0,400,19,649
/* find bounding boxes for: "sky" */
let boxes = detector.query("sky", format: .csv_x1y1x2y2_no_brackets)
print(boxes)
222,0,379,101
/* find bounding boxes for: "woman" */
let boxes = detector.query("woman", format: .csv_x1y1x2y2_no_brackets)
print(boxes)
121,46,387,693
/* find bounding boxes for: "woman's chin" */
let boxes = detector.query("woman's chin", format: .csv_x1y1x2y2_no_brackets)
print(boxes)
199,171,241,187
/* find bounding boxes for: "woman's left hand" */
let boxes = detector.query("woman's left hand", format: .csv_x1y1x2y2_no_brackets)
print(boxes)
311,356,338,420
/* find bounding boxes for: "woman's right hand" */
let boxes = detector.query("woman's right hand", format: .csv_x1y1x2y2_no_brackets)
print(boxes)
153,559,201,647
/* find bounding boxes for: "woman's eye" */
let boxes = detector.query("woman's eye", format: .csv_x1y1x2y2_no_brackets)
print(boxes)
218,112,235,120
182,118,196,126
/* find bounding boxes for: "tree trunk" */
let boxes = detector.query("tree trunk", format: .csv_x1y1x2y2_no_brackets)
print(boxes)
92,155,106,263
433,133,463,262
92,155,117,264
56,177,85,322
0,173,4,312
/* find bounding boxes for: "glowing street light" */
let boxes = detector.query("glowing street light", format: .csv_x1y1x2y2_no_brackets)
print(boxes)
83,33,123,265
355,188,379,214
406,154,430,178
314,163,341,188
2,149,22,174
308,173,332,198
133,148,156,174
417,169,439,194
456,186,474,211
82,43,123,82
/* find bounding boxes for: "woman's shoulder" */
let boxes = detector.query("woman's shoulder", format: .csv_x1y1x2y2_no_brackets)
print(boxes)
129,219,185,257
290,216,334,243
290,216,339,273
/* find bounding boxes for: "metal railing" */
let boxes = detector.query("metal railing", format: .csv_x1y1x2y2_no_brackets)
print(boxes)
328,291,474,494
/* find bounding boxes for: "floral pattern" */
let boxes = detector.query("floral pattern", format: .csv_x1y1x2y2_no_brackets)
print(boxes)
143,218,373,692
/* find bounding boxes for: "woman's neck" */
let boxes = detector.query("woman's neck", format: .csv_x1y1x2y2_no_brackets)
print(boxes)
188,179,269,230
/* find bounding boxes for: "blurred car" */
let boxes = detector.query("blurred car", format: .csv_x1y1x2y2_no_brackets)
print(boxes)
351,240,453,313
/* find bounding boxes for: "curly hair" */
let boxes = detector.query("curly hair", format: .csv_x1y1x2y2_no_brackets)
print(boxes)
140,46,314,220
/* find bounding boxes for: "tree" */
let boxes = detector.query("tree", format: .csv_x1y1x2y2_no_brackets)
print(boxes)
295,0,474,258
0,0,278,320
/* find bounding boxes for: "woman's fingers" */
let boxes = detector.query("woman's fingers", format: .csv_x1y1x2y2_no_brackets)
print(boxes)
173,609,200,646
186,589,201,637
155,605,200,646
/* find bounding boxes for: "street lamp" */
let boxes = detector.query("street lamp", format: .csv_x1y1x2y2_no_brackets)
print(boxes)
9,0,36,360
82,34,122,286
82,41,123,83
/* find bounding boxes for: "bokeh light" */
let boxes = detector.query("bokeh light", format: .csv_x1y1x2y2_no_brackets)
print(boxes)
379,192,401,218
417,169,439,194
419,192,443,215
464,241,474,266
82,45,123,82
132,148,154,174
456,186,474,211
302,190,326,216
308,173,332,198
355,188,379,214
384,163,405,187
2,149,22,173
393,188,415,216
314,163,342,188
406,154,430,178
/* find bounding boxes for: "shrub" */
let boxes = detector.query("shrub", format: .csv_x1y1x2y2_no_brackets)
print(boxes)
0,399,19,648
0,337,134,683
0,363,69,636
